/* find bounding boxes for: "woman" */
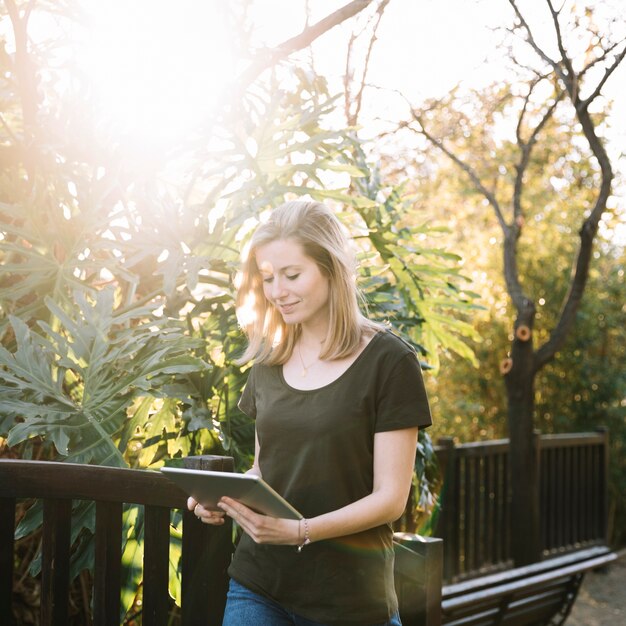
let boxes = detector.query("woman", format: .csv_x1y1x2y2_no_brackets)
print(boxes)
188,200,432,625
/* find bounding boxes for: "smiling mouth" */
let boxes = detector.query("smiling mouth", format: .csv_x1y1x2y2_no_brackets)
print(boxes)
278,302,300,313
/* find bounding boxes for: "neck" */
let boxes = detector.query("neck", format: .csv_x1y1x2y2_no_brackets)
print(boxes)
299,322,328,350
296,336,322,378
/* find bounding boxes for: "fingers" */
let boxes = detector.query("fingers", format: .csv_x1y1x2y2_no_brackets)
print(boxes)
218,497,253,521
187,498,226,525
217,498,300,545
196,507,226,525
218,497,259,535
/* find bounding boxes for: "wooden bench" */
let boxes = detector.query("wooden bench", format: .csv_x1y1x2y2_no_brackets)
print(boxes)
441,545,618,625
0,457,443,626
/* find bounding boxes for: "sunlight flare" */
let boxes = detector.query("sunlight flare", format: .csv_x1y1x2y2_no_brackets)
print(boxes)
78,0,236,148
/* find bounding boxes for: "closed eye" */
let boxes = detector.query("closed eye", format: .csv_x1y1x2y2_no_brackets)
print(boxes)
261,273,299,283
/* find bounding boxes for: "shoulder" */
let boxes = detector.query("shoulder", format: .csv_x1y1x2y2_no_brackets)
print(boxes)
361,329,424,378
370,329,419,359
243,360,280,384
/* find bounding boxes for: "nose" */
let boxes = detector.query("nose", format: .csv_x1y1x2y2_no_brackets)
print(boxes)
269,276,288,301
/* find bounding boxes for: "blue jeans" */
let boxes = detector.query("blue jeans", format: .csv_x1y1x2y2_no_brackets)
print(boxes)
222,579,402,626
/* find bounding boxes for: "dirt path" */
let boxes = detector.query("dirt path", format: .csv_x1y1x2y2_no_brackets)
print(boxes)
566,550,625,625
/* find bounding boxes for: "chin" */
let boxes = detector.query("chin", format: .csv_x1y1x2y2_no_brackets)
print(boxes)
282,315,302,325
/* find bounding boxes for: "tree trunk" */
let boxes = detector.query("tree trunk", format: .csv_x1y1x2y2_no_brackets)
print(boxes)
505,306,541,566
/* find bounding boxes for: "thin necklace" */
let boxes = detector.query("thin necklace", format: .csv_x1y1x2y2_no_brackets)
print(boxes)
297,343,318,378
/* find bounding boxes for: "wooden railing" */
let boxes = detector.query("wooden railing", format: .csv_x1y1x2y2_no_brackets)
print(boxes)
1,456,443,626
1,431,610,618
435,437,512,582
433,429,609,583
0,456,234,626
540,430,609,555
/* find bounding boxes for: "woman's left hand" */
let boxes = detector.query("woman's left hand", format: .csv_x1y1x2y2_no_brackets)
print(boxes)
217,497,302,545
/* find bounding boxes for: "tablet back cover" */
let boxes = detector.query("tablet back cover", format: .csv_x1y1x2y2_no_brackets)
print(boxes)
161,467,302,520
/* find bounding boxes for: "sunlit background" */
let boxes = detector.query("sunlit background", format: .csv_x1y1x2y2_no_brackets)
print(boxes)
74,0,237,150
73,1,626,126
68,0,626,204
6,0,625,238
1,0,625,560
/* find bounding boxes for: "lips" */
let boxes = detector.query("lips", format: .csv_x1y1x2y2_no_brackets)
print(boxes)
278,301,300,314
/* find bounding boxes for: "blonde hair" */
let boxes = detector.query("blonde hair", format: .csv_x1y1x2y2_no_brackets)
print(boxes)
236,200,381,364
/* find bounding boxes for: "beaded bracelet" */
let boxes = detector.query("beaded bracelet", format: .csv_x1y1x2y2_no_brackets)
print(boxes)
297,517,311,552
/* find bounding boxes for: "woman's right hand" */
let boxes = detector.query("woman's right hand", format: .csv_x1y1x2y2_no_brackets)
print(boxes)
187,496,226,525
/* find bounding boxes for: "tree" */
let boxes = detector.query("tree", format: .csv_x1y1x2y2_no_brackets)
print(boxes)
414,139,626,543
400,0,625,564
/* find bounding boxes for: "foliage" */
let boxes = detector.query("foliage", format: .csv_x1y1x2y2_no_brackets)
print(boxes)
0,292,206,465
347,144,482,371
535,247,626,546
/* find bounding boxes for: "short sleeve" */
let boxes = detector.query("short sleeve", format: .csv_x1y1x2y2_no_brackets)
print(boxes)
238,365,257,418
375,352,432,432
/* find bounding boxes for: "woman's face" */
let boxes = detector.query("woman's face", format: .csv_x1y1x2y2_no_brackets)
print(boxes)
255,238,330,330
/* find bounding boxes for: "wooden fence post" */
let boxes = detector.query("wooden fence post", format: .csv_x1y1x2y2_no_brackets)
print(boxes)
436,437,458,581
0,497,16,626
181,455,234,626
511,430,541,566
41,499,72,626
595,427,610,544
93,500,123,626
394,533,442,626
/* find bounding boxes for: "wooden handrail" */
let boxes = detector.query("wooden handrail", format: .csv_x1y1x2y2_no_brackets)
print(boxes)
0,460,187,507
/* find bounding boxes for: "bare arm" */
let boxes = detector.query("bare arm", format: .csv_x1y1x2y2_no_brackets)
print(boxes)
215,427,418,545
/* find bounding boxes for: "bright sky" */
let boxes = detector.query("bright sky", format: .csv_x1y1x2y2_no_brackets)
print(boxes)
75,0,236,147
304,0,625,156
72,0,625,183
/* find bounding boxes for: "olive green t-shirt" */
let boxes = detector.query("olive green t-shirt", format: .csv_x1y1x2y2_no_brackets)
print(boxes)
229,330,432,625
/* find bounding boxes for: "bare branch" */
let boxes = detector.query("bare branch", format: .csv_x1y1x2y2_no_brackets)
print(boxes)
344,31,357,123
534,212,604,371
4,0,40,185
400,87,537,313
515,79,537,146
546,0,577,89
525,90,563,150
502,228,534,313
535,156,614,370
507,0,565,83
514,85,564,218
237,0,375,89
23,0,37,24
532,16,624,370
578,40,620,81
581,43,626,109
408,110,508,232
349,0,391,126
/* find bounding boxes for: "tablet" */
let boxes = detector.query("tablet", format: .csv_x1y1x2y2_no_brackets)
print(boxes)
160,467,303,520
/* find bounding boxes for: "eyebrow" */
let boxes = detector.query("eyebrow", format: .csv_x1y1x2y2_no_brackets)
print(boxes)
259,264,302,274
